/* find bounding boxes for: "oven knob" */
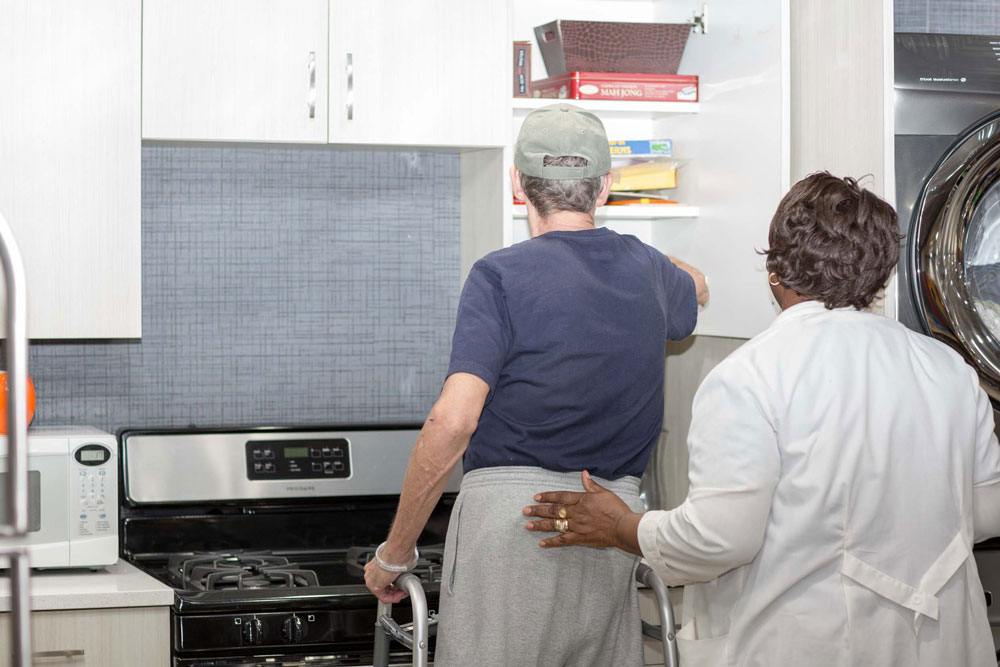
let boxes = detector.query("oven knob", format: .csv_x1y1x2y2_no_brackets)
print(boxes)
281,615,304,643
243,617,263,646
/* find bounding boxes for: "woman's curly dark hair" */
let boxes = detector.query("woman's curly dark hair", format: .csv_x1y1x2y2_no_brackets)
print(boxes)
763,172,903,310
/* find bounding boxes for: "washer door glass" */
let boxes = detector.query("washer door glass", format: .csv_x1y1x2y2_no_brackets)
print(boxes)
911,113,1000,400
966,180,1000,338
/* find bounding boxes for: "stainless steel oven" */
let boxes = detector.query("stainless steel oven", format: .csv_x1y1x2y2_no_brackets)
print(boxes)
119,426,460,666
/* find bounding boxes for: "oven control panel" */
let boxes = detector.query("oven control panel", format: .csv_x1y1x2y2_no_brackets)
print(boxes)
245,439,351,480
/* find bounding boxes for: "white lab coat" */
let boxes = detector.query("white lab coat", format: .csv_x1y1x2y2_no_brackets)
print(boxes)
638,301,1000,667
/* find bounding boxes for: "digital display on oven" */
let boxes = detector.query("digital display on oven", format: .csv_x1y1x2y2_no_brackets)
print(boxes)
80,450,106,462
284,446,309,458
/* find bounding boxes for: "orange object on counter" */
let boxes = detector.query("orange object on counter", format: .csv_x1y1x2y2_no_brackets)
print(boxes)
0,373,35,433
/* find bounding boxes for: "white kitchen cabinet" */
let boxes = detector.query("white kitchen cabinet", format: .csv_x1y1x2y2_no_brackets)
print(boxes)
0,606,169,667
506,0,790,339
329,0,508,148
142,0,329,143
0,0,141,338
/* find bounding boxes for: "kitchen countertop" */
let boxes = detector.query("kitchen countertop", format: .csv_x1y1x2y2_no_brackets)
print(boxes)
0,560,173,612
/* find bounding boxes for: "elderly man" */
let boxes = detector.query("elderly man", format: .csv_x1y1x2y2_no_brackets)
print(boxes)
364,103,708,666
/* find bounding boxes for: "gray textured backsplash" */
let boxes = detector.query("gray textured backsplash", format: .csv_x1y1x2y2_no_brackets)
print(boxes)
896,0,1000,34
28,145,461,433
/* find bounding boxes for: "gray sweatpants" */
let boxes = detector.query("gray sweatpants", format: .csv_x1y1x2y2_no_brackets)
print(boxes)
433,466,645,667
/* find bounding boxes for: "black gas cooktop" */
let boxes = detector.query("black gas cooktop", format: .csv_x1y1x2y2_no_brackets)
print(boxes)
133,545,444,600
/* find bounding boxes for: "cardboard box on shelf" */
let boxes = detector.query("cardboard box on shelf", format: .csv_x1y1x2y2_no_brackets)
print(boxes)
609,139,673,157
532,72,698,103
611,160,679,191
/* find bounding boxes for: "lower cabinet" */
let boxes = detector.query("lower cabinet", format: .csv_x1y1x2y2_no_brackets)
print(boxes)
0,606,169,667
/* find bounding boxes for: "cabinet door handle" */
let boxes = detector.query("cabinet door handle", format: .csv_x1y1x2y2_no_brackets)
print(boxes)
33,650,85,662
307,51,316,119
346,53,354,120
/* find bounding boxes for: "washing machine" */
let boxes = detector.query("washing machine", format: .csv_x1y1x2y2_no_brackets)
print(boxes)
895,31,1000,657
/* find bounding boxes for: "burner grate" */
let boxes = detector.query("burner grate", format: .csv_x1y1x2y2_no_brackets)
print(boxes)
171,552,321,591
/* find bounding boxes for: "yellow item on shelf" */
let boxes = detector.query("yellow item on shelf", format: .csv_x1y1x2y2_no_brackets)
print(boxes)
610,161,678,191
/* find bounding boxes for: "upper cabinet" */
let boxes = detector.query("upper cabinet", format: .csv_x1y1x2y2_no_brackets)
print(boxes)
143,0,508,148
328,0,508,147
142,0,329,143
0,0,141,338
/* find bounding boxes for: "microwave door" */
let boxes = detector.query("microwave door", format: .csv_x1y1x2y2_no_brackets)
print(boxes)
0,454,69,568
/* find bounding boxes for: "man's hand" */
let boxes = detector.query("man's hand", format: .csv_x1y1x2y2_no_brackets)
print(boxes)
669,256,709,306
364,557,409,604
522,471,643,555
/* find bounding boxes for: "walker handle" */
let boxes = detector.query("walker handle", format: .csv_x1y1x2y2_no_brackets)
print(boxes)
373,572,434,667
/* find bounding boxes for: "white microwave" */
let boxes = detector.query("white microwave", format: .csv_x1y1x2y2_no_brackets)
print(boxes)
0,427,117,568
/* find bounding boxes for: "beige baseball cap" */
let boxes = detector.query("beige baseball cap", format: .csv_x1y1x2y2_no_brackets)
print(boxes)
514,103,611,180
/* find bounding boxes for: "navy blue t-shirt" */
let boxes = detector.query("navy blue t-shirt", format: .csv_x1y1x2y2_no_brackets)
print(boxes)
447,227,697,480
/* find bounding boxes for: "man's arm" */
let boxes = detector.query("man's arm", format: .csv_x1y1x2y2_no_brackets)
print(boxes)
364,372,489,602
668,255,709,306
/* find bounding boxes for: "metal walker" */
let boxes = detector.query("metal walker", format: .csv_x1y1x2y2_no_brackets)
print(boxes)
374,562,679,667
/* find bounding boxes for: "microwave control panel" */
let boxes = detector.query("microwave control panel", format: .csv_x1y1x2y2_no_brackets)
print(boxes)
72,442,114,537
245,439,352,480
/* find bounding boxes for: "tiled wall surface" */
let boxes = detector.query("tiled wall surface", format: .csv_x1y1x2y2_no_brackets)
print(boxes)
29,146,461,433
896,0,1000,34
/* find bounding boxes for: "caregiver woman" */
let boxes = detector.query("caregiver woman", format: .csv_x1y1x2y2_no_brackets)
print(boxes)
524,172,1000,667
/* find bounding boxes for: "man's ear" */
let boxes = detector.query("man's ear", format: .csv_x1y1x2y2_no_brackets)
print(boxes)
594,172,614,207
510,165,526,204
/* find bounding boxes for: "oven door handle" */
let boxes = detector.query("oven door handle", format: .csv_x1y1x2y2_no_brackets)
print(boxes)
373,572,434,667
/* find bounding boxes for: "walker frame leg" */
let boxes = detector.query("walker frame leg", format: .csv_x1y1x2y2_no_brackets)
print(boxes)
637,562,680,667
372,572,432,667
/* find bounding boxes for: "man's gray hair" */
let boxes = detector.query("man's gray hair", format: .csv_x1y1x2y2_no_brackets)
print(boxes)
519,156,605,218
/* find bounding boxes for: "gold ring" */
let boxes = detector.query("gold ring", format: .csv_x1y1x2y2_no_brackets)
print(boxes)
557,505,567,519
555,518,569,533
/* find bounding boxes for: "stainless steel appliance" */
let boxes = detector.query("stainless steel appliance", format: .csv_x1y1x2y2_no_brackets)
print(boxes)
895,31,1000,657
0,427,118,569
119,426,461,666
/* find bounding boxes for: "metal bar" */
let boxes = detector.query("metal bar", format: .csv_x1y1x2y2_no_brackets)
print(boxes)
0,209,31,667
372,573,429,667
32,649,85,662
0,209,28,537
4,549,32,667
396,573,428,667
636,563,679,667
373,598,392,667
